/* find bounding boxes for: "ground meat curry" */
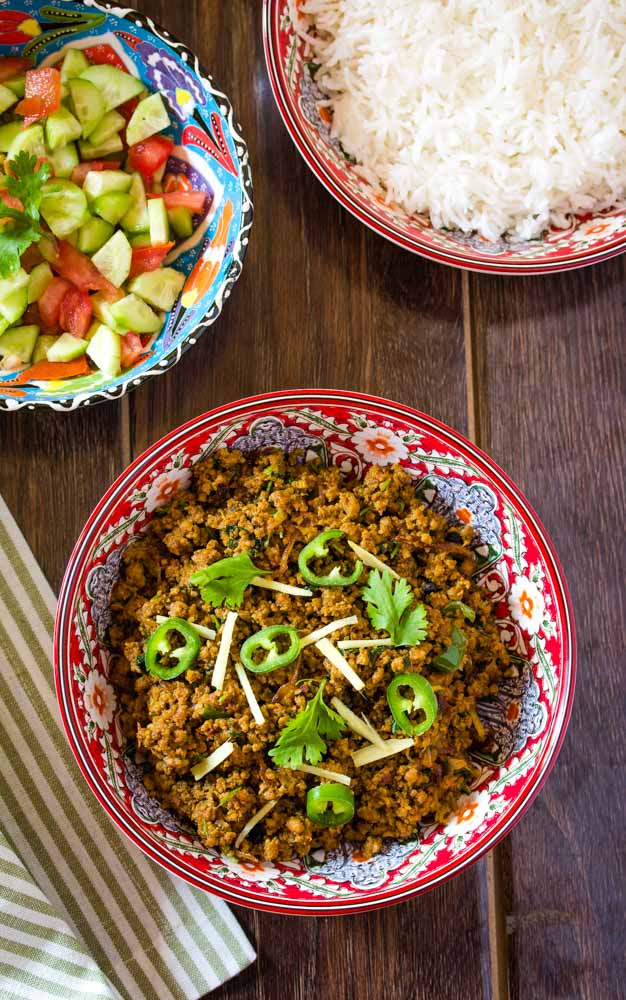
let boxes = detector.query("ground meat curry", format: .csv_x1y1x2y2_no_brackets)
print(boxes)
109,449,509,862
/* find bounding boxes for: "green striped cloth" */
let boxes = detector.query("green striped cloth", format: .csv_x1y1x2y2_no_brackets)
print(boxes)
0,496,255,1000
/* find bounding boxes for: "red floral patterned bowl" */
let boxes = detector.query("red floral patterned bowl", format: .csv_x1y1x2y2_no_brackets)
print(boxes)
263,1,625,275
54,391,575,915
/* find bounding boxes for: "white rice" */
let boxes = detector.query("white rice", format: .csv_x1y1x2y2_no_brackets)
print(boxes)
299,0,626,240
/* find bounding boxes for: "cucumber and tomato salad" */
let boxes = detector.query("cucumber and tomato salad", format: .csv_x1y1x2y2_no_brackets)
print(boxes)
0,47,208,380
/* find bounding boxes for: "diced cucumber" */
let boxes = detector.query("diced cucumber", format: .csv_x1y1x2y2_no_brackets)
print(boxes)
129,232,152,248
0,325,39,363
32,334,57,364
92,230,132,287
87,109,125,148
40,179,88,239
0,121,21,153
168,205,193,239
91,293,128,333
27,263,54,304
38,234,58,264
49,142,79,179
0,84,17,115
45,105,82,151
5,76,25,98
77,216,115,255
86,323,121,376
0,269,29,325
110,294,162,334
61,48,89,84
121,172,149,234
91,191,134,226
126,92,171,146
78,134,123,160
148,198,170,245
79,65,144,112
6,124,45,163
68,78,106,138
129,267,185,312
83,169,132,201
47,332,88,362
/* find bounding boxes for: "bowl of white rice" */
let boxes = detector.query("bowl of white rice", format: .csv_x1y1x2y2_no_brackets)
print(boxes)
263,0,626,274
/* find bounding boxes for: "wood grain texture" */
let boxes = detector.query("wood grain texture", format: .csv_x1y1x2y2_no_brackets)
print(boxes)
469,257,626,1000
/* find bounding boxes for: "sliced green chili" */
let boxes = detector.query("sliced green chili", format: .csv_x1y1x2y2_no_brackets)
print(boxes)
442,601,476,623
433,626,468,673
145,617,200,680
240,625,301,673
298,529,363,587
306,783,355,827
202,706,232,720
386,673,438,736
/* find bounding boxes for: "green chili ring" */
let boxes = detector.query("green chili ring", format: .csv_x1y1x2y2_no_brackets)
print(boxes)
387,672,438,736
240,625,301,673
145,617,201,680
306,783,355,827
298,529,363,588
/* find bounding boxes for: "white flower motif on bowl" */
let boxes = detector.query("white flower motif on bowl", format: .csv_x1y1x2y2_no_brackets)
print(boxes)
145,468,193,512
352,426,409,465
509,576,545,635
444,790,490,837
83,671,117,730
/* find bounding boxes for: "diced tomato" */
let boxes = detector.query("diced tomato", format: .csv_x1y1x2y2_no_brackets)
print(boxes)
59,286,93,338
0,188,23,214
0,57,32,84
127,137,174,178
16,67,61,124
163,172,192,194
118,95,139,124
149,190,208,214
39,277,71,332
128,242,174,279
52,241,121,300
83,44,128,71
120,332,144,369
70,160,122,186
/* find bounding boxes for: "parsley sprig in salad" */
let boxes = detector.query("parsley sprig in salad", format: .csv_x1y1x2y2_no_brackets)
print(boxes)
0,152,50,278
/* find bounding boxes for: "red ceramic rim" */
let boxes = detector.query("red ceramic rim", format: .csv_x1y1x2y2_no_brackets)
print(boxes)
262,2,625,275
54,390,576,915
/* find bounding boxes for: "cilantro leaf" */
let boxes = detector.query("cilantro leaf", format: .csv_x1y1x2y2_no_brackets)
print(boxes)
0,152,51,279
362,569,428,647
189,552,268,609
269,682,346,768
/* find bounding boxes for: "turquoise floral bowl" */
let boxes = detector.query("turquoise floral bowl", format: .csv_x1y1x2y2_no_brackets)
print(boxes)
0,1,252,411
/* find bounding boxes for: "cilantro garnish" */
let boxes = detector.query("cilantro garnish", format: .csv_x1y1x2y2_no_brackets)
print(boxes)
0,152,51,279
189,552,268,609
362,569,428,647
269,681,346,768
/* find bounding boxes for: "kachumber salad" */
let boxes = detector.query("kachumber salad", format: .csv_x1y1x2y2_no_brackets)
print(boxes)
109,450,510,862
0,47,209,379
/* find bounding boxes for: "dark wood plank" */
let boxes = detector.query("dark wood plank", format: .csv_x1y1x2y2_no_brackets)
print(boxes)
129,3,491,998
0,404,127,591
469,256,626,1000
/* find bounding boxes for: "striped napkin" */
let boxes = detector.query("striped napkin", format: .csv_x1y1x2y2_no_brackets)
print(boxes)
0,496,255,1000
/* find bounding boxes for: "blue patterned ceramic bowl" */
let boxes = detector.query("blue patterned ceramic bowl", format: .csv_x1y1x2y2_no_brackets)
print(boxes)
0,1,252,411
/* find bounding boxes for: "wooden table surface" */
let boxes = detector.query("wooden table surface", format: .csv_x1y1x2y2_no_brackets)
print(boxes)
1,3,624,998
